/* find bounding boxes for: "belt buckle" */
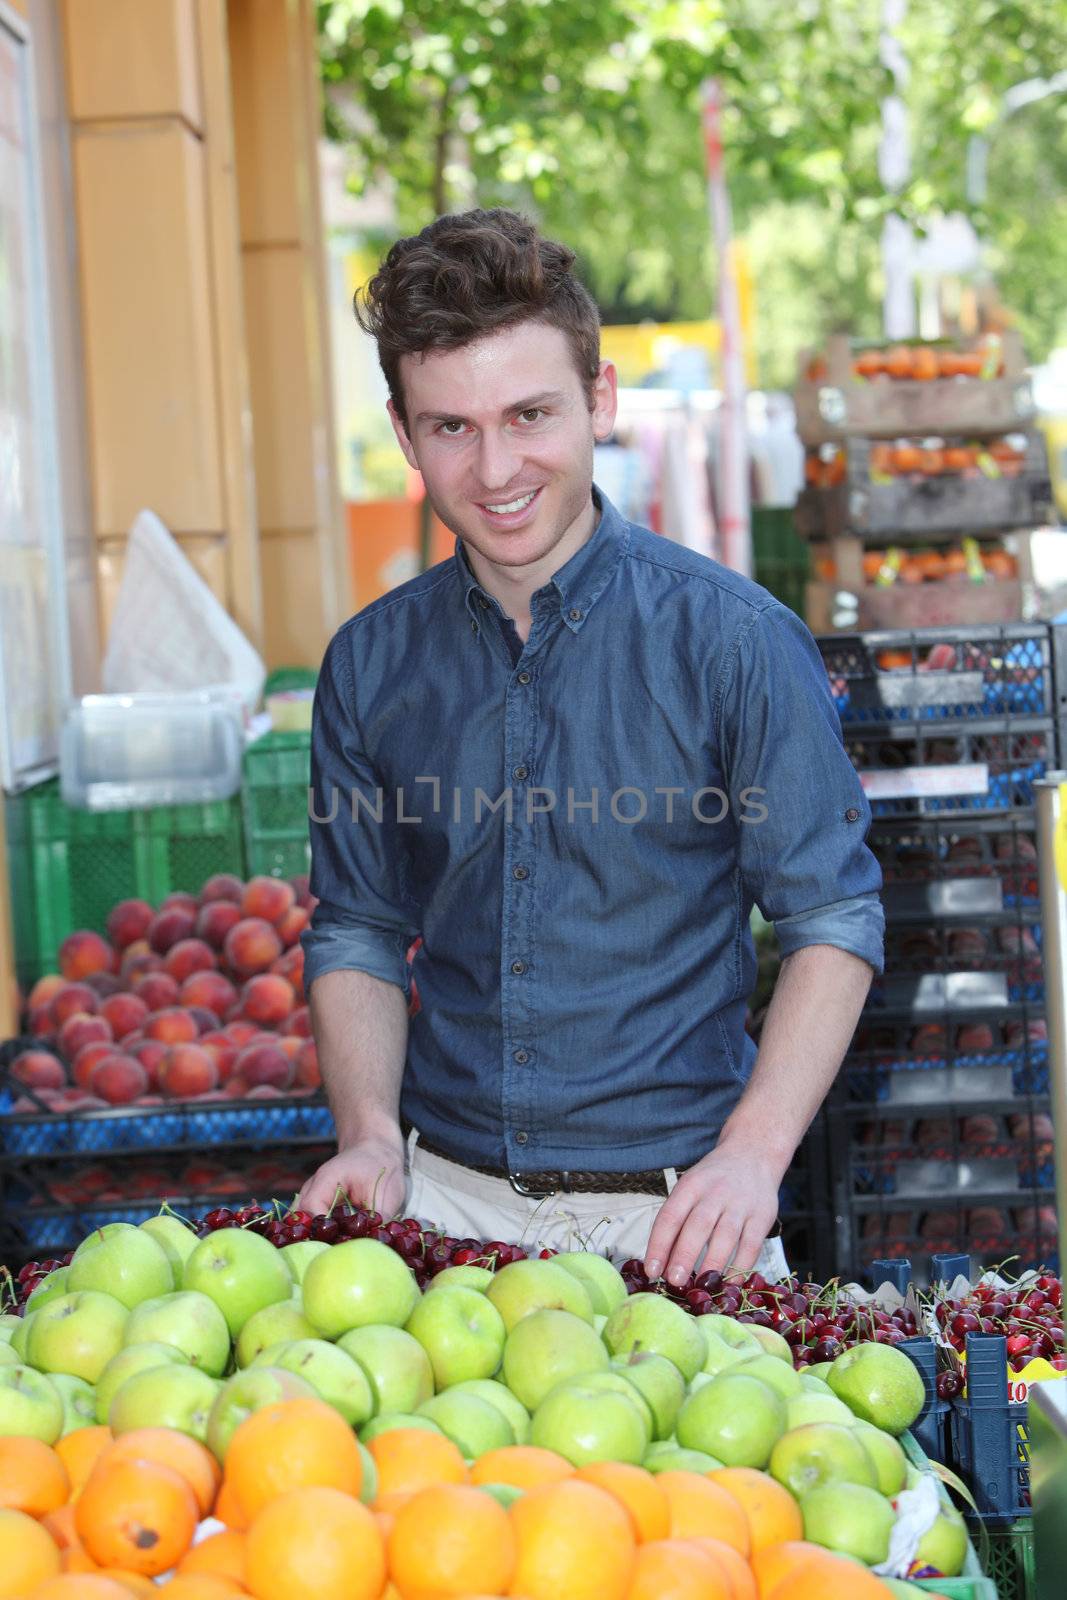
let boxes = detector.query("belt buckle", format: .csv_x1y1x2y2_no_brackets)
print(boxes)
508,1171,559,1198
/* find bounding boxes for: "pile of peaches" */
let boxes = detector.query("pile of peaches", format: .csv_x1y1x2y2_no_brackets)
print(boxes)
6,875,320,1115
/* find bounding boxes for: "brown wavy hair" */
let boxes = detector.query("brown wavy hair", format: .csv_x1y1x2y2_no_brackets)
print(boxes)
355,209,601,430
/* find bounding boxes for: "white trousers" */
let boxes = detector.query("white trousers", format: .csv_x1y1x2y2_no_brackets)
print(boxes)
403,1128,789,1281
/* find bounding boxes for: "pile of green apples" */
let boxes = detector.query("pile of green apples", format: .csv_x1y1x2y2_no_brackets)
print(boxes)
1,1218,968,1577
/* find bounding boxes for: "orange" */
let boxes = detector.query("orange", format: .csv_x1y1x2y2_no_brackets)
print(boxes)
509,1478,636,1600
61,1545,102,1575
244,1485,386,1600
368,1428,468,1504
708,1470,802,1553
26,1580,131,1600
148,1579,243,1600
764,1553,893,1598
0,1436,71,1517
43,1503,80,1550
655,1473,750,1556
686,1538,758,1599
469,1445,574,1492
386,1483,515,1597
177,1527,247,1586
74,1459,199,1577
99,1429,220,1517
624,1538,730,1599
0,1506,62,1596
97,1575,156,1598
575,1463,669,1542
215,1478,249,1531
226,1398,363,1521
56,1431,113,1499
750,1541,853,1597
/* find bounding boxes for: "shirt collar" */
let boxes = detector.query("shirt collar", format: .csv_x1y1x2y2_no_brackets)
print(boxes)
455,485,629,637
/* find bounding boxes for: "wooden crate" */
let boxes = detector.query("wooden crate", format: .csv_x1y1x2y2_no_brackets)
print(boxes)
805,577,1027,633
795,331,1035,444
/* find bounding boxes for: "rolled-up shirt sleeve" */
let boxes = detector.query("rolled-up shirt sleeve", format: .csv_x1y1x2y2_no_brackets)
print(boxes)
301,628,421,999
719,602,885,974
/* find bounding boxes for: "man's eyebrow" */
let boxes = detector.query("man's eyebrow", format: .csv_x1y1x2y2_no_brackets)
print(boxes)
414,390,568,426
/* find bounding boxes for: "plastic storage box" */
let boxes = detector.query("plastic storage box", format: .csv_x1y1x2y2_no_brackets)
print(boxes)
60,691,244,810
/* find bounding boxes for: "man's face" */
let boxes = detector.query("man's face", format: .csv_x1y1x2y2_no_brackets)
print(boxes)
388,321,617,574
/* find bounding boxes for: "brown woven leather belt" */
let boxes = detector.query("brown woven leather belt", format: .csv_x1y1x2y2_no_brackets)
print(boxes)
406,1123,672,1196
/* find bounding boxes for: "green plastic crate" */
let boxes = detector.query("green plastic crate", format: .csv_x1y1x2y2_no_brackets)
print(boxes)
5,780,246,988
241,732,311,880
753,505,810,617
974,1519,1034,1600
899,1431,999,1599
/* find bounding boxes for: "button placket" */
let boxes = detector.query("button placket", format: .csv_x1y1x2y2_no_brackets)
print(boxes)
501,655,539,1154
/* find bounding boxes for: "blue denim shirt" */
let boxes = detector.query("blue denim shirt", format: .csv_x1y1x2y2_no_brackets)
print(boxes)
303,488,883,1170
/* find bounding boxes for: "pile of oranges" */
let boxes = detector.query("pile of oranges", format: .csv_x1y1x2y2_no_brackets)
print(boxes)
804,341,1004,384
0,1398,933,1600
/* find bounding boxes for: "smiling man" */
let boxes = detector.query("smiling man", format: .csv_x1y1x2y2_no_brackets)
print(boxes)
298,208,883,1286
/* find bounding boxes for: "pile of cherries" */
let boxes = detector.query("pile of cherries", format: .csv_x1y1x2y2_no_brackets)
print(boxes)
933,1271,1065,1395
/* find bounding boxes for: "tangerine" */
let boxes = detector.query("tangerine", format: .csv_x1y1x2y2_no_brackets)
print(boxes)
56,1431,113,1499
226,1398,363,1521
469,1446,574,1492
74,1459,198,1576
0,1506,62,1596
214,1477,249,1530
244,1485,386,1600
177,1527,247,1585
575,1462,669,1542
686,1537,759,1599
368,1427,468,1504
708,1469,803,1552
149,1579,244,1600
0,1435,71,1517
509,1477,636,1600
655,1472,750,1556
624,1538,730,1599
750,1540,850,1597
27,1579,131,1600
386,1483,515,1597
99,1429,220,1517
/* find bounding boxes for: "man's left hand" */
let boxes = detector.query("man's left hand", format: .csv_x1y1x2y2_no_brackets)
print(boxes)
643,1142,783,1287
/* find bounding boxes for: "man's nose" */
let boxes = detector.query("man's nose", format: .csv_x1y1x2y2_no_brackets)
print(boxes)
474,428,523,494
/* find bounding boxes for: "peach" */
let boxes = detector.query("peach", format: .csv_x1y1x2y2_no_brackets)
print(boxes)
187,1005,219,1034
223,1019,259,1047
275,905,309,947
58,1012,113,1062
52,982,99,1026
181,1159,228,1189
222,1076,248,1098
276,1036,302,1062
11,1095,47,1114
127,1038,168,1090
164,938,217,984
241,874,296,925
144,1007,199,1045
89,1053,148,1105
195,900,242,951
271,946,305,1002
240,973,295,1027
28,1004,56,1038
99,992,149,1041
161,891,199,914
234,1042,294,1091
282,1005,311,1039
179,971,238,1018
147,907,197,954
158,1043,218,1100
121,945,163,984
201,873,244,904
59,929,115,980
105,898,155,950
84,972,123,1000
133,971,181,1011
72,1039,116,1090
224,917,283,978
289,873,312,907
27,974,64,1010
199,1030,239,1083
246,1084,283,1099
10,1050,66,1090
294,1038,320,1088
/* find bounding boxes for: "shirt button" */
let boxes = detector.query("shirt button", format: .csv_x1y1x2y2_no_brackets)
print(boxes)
569,608,582,622
514,1048,530,1064
845,807,860,822
517,671,531,685
515,1131,529,1144
512,765,528,782
470,619,477,633
511,959,527,975
479,596,489,608
513,865,529,880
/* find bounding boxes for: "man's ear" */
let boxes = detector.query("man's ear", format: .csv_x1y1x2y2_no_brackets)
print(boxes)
388,399,419,471
592,360,619,443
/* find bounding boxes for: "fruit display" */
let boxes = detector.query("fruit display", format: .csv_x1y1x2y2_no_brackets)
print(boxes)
805,433,1029,489
804,336,1008,386
0,1205,978,1598
813,539,1019,586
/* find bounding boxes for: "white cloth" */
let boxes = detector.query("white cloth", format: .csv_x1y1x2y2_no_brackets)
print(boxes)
403,1128,789,1280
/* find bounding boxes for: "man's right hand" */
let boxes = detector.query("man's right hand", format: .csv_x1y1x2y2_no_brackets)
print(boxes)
297,1132,407,1218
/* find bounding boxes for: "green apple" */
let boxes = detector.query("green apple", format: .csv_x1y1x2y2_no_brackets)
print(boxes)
737,1352,803,1399
182,1228,292,1339
9,1312,35,1361
676,1371,786,1468
302,1239,420,1339
96,1341,189,1423
769,1422,878,1496
426,1265,495,1295
48,1373,97,1435
139,1216,200,1284
0,1365,63,1442
551,1252,628,1316
700,1327,758,1378
602,1293,706,1382
235,1299,317,1367
485,1260,594,1331
800,1481,895,1565
27,1291,129,1384
566,1372,654,1439
359,1411,442,1443
26,1268,70,1313
417,1391,514,1457
881,1583,930,1599
206,1366,317,1461
914,1498,967,1576
123,1290,231,1377
501,1308,608,1411
702,1315,762,1357
109,1363,220,1442
747,1325,794,1363
445,1379,530,1444
799,1372,834,1393
279,1240,330,1285
530,1377,649,1466
610,1352,685,1440
0,1345,16,1368
69,1224,174,1309
785,1392,856,1430
807,1362,835,1382
261,1339,373,1427
0,1314,22,1344
479,1482,523,1509
338,1325,434,1414
644,1444,725,1474
357,1440,378,1505
406,1286,507,1387
828,1343,925,1435
851,1422,907,1496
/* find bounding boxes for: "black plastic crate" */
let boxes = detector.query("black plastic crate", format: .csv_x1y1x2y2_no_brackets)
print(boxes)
871,815,1039,910
841,1011,1048,1106
844,724,1056,821
839,1191,1058,1278
841,1105,1054,1200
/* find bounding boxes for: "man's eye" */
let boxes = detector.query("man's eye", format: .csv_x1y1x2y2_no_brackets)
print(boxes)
439,421,466,435
518,409,544,424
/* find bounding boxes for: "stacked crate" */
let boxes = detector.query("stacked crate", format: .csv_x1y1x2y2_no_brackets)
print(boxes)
818,622,1066,1281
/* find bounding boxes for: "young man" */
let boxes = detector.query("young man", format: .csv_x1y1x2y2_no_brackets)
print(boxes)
298,208,883,1286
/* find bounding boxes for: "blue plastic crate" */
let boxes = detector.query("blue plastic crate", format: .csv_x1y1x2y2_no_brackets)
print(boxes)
951,1334,1031,1520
